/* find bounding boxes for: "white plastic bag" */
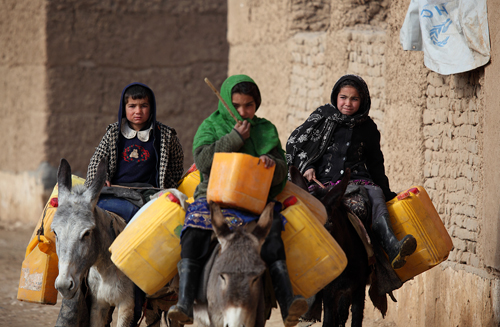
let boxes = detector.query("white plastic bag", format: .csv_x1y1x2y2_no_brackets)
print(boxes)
400,0,490,75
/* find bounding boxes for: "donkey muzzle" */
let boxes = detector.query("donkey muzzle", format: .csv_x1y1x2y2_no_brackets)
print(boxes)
55,273,78,299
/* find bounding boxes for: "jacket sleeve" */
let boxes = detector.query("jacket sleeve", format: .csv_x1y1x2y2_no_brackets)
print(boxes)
165,133,184,188
84,128,114,187
364,121,397,201
264,147,288,188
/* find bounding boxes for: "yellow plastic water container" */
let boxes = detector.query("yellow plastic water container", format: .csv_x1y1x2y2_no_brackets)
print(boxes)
17,175,85,305
386,186,454,282
280,195,347,299
207,153,275,214
17,233,59,305
276,181,327,225
177,169,200,198
109,192,186,295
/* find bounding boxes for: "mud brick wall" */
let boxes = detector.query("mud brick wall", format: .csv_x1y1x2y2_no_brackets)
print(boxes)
422,72,483,268
228,0,500,325
0,0,228,225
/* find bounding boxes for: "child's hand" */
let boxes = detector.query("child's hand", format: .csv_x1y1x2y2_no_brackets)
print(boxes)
259,155,275,168
303,168,316,182
105,180,111,187
234,120,251,140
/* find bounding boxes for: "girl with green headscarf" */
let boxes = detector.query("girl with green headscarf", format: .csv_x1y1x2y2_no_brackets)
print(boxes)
168,75,308,327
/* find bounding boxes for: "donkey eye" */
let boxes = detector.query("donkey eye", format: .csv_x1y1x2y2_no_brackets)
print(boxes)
219,274,228,286
251,276,259,285
81,230,91,239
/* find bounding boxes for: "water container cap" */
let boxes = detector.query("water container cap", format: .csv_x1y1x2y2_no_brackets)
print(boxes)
283,196,298,209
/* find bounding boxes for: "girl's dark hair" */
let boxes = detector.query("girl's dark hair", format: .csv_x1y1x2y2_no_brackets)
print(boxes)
124,85,153,105
231,82,262,110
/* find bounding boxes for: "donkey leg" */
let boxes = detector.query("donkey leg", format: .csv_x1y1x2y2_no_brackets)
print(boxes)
349,286,366,327
321,288,335,327
89,300,112,327
115,301,136,327
337,293,351,327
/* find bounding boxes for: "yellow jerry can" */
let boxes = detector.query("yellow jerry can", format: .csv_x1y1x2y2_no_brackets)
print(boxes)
17,175,86,305
109,192,186,295
207,153,275,214
17,233,59,305
276,181,328,225
177,169,200,199
280,195,347,299
386,186,454,282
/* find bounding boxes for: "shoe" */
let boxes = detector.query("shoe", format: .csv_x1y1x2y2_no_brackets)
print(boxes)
167,259,202,324
269,260,309,327
372,214,417,269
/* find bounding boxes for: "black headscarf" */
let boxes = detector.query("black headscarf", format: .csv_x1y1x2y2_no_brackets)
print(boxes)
286,74,371,174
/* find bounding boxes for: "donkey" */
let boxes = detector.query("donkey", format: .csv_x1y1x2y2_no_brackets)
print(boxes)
52,158,136,327
192,201,274,327
290,167,391,327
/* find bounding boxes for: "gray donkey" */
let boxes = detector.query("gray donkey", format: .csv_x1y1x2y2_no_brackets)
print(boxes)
52,158,136,327
193,201,274,327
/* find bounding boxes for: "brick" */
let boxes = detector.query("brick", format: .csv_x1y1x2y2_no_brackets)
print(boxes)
454,238,467,251
469,254,480,267
460,251,470,264
454,227,476,241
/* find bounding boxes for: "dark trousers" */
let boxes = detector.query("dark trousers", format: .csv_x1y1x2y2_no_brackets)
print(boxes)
363,185,389,224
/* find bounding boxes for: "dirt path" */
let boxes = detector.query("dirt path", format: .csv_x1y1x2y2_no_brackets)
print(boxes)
2,225,387,327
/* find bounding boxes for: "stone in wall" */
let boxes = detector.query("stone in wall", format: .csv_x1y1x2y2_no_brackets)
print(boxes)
290,0,331,31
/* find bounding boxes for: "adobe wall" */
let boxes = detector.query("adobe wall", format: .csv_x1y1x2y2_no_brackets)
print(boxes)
0,0,228,226
0,1,49,227
228,0,500,325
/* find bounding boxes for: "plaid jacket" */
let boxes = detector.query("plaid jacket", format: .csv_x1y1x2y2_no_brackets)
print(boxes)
84,121,184,189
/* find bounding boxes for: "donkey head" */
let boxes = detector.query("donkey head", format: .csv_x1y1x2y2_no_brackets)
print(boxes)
207,201,274,327
52,158,107,299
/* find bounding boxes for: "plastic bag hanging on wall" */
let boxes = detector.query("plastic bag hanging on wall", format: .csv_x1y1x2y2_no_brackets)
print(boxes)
400,0,490,75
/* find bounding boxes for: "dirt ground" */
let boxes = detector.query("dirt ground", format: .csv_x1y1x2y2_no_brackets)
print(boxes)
2,225,389,327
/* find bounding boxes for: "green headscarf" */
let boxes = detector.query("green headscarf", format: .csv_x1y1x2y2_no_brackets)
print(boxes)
193,74,286,198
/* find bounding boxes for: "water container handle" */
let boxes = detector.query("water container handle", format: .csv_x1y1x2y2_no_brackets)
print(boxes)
25,236,40,258
38,236,55,254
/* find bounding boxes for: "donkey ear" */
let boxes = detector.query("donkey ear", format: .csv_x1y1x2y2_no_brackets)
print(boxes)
84,158,108,206
210,201,231,246
323,168,351,209
57,158,72,202
252,202,274,246
289,166,308,191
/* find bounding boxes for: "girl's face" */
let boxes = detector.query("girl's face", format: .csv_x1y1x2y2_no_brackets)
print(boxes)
232,93,256,120
336,86,361,116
